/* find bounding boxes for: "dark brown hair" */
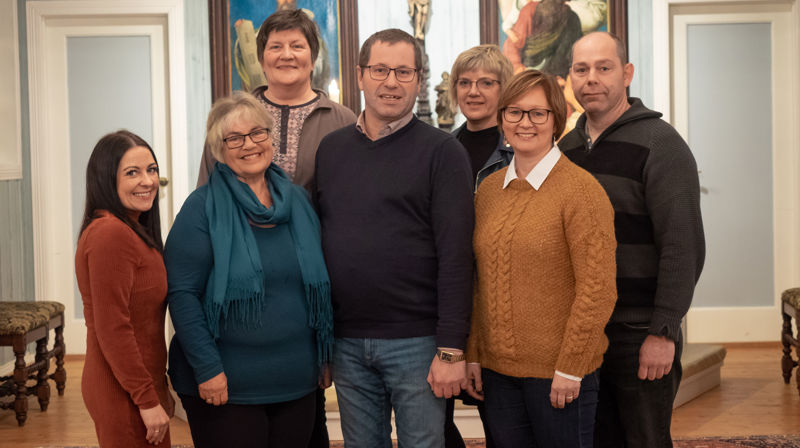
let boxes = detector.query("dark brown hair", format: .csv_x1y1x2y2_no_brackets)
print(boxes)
497,69,567,138
79,130,163,251
256,9,320,65
358,29,422,77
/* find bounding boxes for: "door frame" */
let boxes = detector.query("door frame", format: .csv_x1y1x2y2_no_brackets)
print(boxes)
27,0,188,353
653,0,800,342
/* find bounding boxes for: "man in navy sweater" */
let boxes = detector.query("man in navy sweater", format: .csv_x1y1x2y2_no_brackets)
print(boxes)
313,29,474,447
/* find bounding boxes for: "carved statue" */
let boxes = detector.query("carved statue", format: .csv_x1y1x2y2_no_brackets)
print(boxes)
435,72,455,128
408,0,431,41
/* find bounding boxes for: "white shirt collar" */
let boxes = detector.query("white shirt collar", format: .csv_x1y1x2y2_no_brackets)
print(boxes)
503,144,562,190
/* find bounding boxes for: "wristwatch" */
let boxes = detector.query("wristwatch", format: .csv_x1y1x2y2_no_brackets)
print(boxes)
436,349,465,363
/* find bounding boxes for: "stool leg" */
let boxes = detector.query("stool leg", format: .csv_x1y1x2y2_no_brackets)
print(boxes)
796,317,800,398
54,322,66,396
782,311,795,383
12,338,28,427
36,336,51,411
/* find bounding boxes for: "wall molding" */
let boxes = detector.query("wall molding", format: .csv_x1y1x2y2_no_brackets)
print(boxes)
0,0,23,180
655,0,800,342
27,0,189,353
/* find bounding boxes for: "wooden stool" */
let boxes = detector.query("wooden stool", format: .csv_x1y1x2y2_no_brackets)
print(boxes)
781,288,800,397
0,301,66,426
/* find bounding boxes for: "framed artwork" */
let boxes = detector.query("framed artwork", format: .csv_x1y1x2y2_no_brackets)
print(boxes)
209,0,361,112
479,0,627,54
478,0,627,135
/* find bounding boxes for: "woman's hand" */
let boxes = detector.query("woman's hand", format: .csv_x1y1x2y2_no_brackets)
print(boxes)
318,364,332,389
198,372,228,406
550,374,580,408
465,363,484,401
139,404,170,445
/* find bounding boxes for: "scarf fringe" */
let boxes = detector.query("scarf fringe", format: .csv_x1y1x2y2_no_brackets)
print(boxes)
205,279,265,339
306,281,333,365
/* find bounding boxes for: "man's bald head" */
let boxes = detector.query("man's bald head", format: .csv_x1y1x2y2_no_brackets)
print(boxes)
570,31,627,67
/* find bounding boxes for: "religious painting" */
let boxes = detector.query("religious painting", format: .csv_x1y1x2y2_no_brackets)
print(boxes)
479,0,627,135
209,0,360,110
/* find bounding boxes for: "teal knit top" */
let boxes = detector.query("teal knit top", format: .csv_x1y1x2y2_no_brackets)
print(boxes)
165,186,318,404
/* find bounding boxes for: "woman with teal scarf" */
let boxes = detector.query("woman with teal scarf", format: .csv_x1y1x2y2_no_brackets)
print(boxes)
165,91,333,448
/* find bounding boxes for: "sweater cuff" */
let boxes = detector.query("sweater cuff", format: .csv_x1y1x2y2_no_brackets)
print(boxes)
465,335,479,364
649,312,683,341
134,388,161,411
436,333,467,351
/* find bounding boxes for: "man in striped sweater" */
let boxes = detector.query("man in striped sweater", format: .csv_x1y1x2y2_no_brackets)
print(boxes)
560,32,705,448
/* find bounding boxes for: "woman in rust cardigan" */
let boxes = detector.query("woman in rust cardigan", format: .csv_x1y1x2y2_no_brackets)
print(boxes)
75,130,174,447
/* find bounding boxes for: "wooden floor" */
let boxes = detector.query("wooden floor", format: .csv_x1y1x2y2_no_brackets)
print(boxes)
0,343,797,447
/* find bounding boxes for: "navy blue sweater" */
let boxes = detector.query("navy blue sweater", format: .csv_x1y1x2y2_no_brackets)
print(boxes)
313,116,475,350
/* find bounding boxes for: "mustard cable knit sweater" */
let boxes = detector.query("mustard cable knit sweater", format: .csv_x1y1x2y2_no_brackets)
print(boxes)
467,157,618,379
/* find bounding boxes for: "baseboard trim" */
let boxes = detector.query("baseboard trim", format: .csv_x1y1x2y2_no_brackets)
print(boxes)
687,306,781,343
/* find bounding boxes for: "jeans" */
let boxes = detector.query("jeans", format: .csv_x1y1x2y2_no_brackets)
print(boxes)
594,323,683,448
482,368,599,448
332,336,445,448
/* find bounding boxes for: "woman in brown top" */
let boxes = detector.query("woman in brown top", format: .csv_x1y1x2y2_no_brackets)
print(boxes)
465,70,617,447
75,130,174,447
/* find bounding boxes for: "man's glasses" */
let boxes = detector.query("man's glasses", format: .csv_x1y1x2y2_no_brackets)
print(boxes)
364,65,418,83
456,78,500,91
502,108,551,124
223,128,270,150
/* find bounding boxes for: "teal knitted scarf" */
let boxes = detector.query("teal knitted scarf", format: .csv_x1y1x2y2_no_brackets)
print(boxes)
204,162,332,364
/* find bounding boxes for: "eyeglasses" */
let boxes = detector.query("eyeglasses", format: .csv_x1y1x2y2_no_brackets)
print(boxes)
502,107,552,124
364,65,418,83
223,128,270,150
456,78,500,91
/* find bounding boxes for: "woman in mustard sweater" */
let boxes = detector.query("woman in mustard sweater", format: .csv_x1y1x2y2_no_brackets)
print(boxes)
465,70,617,447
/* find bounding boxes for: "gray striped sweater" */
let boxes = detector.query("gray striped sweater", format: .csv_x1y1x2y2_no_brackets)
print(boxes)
561,98,705,341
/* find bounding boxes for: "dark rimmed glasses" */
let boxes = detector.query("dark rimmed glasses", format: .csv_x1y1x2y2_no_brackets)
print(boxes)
223,128,270,150
502,107,552,124
364,65,418,82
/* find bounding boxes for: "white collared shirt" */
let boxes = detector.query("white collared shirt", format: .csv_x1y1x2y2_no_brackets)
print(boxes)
355,110,415,141
502,144,562,190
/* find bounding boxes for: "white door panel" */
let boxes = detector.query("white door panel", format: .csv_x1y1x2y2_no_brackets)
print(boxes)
28,1,187,354
671,2,799,342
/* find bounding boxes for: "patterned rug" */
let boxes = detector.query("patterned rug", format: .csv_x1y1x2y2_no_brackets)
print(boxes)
38,436,800,448
330,436,800,448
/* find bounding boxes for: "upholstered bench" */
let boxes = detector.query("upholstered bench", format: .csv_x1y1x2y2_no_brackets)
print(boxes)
673,343,726,408
781,288,800,396
0,301,66,426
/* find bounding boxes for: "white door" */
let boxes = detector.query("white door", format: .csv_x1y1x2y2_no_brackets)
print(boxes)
28,1,189,354
670,2,800,342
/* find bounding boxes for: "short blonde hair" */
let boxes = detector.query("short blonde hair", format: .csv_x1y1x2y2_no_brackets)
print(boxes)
449,44,513,107
206,91,274,162
496,69,567,138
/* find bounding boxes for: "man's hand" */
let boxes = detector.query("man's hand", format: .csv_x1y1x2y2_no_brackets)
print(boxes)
427,351,467,398
198,371,228,406
638,335,675,380
465,363,484,401
550,374,580,409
